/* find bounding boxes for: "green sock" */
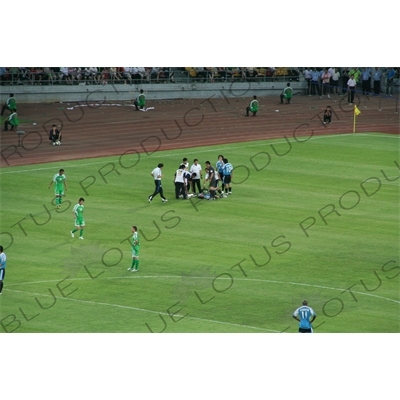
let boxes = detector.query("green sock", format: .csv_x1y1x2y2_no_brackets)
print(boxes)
135,259,140,270
72,228,78,233
80,229,84,237
131,259,135,269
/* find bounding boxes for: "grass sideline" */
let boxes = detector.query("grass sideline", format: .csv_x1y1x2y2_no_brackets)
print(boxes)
0,133,399,333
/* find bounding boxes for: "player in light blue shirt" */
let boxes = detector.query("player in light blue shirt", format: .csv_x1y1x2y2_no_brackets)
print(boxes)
0,245,7,295
222,158,233,195
292,300,316,333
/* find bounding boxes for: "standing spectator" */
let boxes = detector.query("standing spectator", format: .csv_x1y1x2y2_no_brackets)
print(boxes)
328,67,335,94
1,93,16,115
174,164,187,199
323,106,332,124
341,67,350,94
0,245,7,295
292,300,317,333
347,74,357,105
320,68,331,98
310,68,321,96
373,67,382,95
48,168,67,209
223,158,233,195
361,67,371,95
134,89,146,111
127,225,140,272
246,95,259,117
190,159,202,194
303,68,312,96
148,163,168,203
330,68,340,95
280,82,293,104
48,124,62,145
3,109,19,131
349,67,361,84
386,67,396,96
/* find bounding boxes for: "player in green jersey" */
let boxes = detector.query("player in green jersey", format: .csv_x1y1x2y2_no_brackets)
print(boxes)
3,109,19,131
71,198,85,239
245,95,259,117
134,89,146,111
48,169,67,209
1,93,17,115
128,225,140,272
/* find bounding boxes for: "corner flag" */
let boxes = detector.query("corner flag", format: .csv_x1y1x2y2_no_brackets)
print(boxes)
353,105,361,133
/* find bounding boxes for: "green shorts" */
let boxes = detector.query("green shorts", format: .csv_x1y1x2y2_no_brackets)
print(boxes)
131,246,140,258
75,217,85,227
55,189,64,196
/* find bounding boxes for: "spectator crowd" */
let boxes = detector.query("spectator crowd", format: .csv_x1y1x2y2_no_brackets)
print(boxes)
302,67,398,98
0,67,302,85
0,68,176,85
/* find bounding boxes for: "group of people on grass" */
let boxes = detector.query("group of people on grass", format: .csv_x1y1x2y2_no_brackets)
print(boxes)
148,155,234,203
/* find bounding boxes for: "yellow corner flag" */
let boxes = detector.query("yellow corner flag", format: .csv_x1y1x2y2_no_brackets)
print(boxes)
353,105,361,133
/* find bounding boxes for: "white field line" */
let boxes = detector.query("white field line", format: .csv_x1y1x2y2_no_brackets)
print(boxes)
6,287,279,333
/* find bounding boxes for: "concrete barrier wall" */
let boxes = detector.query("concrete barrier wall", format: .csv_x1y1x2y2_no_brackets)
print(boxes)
0,81,306,104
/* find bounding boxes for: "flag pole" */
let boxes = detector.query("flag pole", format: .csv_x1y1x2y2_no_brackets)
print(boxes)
353,105,356,133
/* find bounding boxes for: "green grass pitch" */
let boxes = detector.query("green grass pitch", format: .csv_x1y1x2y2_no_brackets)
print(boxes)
0,132,399,333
